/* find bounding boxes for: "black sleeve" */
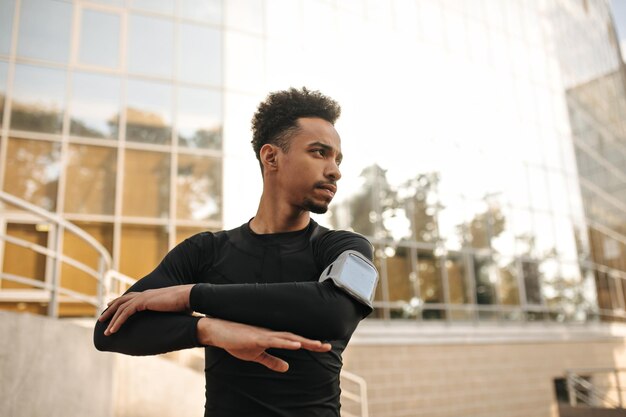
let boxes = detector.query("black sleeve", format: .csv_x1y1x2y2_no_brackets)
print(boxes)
93,235,210,356
189,233,374,341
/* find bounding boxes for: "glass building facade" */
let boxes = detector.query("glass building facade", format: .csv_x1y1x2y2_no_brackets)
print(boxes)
0,0,624,323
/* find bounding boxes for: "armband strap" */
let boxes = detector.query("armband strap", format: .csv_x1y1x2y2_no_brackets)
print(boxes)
318,250,378,308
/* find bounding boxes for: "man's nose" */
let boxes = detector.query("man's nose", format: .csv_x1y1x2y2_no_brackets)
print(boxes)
326,160,341,181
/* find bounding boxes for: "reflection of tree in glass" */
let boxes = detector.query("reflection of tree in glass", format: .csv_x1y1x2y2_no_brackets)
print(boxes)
10,99,63,133
6,139,61,211
177,158,222,221
179,127,222,149
70,118,107,138
111,107,172,145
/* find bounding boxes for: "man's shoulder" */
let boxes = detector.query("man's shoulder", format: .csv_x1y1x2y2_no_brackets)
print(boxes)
311,221,373,262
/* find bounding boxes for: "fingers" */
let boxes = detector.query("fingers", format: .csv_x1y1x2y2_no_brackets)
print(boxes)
103,293,141,335
256,352,290,373
270,332,332,352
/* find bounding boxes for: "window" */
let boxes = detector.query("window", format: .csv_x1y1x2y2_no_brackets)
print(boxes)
64,144,117,215
70,72,121,139
177,154,222,221
17,0,71,63
78,8,121,69
127,14,173,78
180,0,222,24
178,23,221,86
120,224,168,279
4,138,61,211
0,0,15,55
122,149,170,218
11,64,66,134
177,87,221,149
126,79,172,145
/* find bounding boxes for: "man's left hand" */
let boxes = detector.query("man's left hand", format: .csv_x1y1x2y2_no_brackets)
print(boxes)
99,285,194,336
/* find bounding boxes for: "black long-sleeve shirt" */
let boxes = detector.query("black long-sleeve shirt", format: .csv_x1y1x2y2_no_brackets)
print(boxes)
94,219,373,417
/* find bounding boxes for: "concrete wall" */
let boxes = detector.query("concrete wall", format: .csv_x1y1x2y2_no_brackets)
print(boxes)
0,311,204,417
342,322,626,417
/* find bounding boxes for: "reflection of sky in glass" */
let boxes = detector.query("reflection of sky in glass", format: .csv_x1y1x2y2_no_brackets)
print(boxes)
70,72,121,139
17,0,71,63
0,60,7,125
178,23,221,86
225,0,263,34
0,0,15,55
130,0,175,15
126,78,172,126
177,87,221,148
128,14,173,78
180,0,221,24
12,64,65,112
79,9,120,69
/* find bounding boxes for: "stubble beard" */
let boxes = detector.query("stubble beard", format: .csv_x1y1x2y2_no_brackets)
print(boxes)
303,197,329,214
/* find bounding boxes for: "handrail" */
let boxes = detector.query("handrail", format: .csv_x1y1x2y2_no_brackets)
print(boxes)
0,191,112,316
0,191,112,266
566,368,625,409
341,370,369,417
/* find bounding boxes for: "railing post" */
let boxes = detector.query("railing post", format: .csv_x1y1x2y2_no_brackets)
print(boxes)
566,371,577,407
615,369,623,408
96,257,106,318
47,225,63,318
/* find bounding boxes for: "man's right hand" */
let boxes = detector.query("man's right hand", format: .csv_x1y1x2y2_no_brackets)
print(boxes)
197,317,331,373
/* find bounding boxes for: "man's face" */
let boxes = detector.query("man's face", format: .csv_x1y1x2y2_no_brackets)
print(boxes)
276,117,343,214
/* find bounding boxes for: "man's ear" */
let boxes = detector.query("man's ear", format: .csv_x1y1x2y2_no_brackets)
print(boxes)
259,144,279,171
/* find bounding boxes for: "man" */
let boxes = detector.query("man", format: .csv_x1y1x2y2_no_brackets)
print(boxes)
94,87,377,417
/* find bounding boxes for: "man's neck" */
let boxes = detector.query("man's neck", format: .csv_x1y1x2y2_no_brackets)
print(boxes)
249,194,311,234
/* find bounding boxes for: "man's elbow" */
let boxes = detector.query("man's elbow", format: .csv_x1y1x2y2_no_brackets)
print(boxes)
93,320,113,352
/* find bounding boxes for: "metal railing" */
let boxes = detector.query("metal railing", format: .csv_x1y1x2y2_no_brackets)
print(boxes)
340,370,369,417
0,191,112,316
566,368,626,409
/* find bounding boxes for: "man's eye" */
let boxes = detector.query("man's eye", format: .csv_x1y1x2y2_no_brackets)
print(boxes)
313,149,325,156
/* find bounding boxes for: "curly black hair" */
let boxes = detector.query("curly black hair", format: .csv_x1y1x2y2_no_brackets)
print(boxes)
251,87,341,170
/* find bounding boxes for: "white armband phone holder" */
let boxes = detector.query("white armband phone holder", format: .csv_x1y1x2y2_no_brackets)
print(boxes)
319,250,379,309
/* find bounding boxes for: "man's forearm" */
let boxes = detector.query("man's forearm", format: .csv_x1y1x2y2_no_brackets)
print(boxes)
190,281,370,340
94,311,201,356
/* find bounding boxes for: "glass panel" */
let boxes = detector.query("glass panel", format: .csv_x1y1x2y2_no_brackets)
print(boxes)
122,149,170,218
0,0,15,55
11,64,66,134
64,144,117,215
473,255,498,319
177,154,222,221
522,259,542,305
130,0,175,15
70,72,121,139
60,222,113,316
385,245,416,319
446,252,473,320
178,23,221,86
17,0,71,63
225,0,263,34
1,223,48,289
0,60,7,127
120,224,168,279
224,32,263,91
177,87,221,149
418,250,444,319
370,245,387,319
180,0,221,24
4,138,61,210
127,14,173,78
498,257,520,306
79,9,120,69
594,270,612,312
126,78,172,144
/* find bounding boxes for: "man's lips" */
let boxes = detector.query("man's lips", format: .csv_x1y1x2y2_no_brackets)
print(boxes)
316,183,337,198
